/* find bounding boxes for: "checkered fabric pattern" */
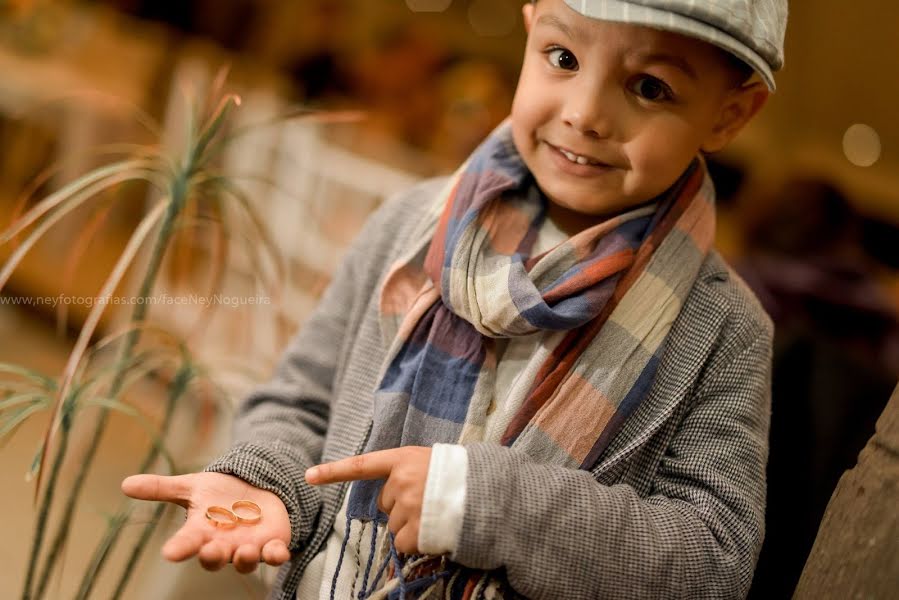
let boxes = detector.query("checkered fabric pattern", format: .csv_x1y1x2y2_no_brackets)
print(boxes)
564,0,789,90
204,177,773,599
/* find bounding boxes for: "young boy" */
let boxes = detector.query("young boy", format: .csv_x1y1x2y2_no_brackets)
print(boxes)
122,1,788,598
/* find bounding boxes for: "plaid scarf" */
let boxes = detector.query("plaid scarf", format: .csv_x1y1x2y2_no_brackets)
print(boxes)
331,120,715,599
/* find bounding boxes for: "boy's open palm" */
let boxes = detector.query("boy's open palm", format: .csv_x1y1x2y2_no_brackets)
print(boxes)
121,472,292,574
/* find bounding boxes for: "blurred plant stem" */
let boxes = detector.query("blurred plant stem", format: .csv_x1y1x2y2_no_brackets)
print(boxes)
75,365,194,600
22,93,239,599
1,72,343,598
25,179,184,600
21,390,74,600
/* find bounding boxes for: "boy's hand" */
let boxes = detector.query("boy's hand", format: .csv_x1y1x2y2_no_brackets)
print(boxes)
121,472,292,573
305,446,432,554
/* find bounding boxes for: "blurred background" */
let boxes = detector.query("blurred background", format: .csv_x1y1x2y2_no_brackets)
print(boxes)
0,1,896,599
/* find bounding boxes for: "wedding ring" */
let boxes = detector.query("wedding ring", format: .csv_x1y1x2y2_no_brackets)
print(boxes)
205,505,238,529
231,500,263,525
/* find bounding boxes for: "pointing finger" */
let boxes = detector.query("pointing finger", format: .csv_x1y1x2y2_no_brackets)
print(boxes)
305,449,403,485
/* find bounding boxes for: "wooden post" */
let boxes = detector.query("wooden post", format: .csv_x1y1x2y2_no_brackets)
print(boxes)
792,382,899,598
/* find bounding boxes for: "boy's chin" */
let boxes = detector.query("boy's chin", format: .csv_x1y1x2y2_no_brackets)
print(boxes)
539,183,636,220
540,191,645,234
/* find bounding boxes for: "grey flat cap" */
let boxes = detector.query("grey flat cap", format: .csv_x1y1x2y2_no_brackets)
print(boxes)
563,0,788,90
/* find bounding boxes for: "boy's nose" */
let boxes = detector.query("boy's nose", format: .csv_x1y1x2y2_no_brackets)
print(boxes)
561,88,615,139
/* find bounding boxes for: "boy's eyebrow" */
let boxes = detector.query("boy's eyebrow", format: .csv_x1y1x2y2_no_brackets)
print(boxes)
536,14,589,44
630,51,698,80
534,15,699,81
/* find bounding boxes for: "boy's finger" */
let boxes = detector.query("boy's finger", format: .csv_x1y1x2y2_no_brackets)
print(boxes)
261,539,290,565
162,527,206,562
121,474,191,507
232,543,261,574
198,539,230,571
305,449,400,484
393,522,420,555
376,484,396,514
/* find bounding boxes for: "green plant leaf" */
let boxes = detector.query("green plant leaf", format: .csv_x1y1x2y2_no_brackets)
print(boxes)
9,147,166,230
224,107,365,145
55,196,118,334
81,357,182,410
0,167,164,294
85,321,185,366
82,396,177,471
216,179,286,303
76,504,133,600
0,401,47,442
19,89,162,140
186,210,229,341
0,363,56,390
75,347,158,388
25,443,43,482
0,391,49,412
0,159,156,244
83,348,168,383
173,365,232,417
192,94,240,167
36,199,170,500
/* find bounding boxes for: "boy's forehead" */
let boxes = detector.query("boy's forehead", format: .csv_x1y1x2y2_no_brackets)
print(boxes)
533,0,788,91
534,2,720,66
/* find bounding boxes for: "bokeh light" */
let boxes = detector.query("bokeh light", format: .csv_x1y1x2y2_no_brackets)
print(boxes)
843,123,882,167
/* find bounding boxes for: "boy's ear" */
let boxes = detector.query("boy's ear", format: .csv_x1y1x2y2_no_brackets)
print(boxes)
523,1,535,33
701,81,769,153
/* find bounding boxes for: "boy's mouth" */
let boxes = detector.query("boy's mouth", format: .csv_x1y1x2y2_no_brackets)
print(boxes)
546,142,609,167
545,142,615,171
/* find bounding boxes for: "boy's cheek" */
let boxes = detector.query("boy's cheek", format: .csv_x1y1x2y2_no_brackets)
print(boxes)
509,114,537,157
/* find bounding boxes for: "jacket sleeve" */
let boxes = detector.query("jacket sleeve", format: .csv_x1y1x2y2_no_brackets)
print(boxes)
202,194,408,551
452,309,773,599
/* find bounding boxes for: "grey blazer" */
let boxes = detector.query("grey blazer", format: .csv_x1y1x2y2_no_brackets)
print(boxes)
205,177,774,600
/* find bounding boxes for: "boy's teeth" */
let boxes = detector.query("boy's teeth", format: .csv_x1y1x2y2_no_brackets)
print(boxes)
561,149,593,165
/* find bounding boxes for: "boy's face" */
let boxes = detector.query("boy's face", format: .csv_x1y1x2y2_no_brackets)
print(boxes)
512,0,768,223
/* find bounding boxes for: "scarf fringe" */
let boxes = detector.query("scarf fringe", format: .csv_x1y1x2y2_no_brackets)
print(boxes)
330,512,353,600
331,516,514,600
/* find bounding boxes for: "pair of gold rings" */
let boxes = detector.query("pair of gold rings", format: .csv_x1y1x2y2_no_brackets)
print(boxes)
205,500,262,529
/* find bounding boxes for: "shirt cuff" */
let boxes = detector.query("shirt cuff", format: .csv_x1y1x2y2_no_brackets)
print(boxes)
418,442,468,555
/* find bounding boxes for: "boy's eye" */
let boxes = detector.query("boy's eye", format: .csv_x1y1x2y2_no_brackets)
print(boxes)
629,76,674,102
546,47,578,71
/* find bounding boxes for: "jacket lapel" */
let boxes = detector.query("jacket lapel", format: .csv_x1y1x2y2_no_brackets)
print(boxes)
591,257,731,475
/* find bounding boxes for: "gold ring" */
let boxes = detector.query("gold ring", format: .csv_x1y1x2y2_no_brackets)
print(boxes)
205,505,238,529
231,500,262,525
